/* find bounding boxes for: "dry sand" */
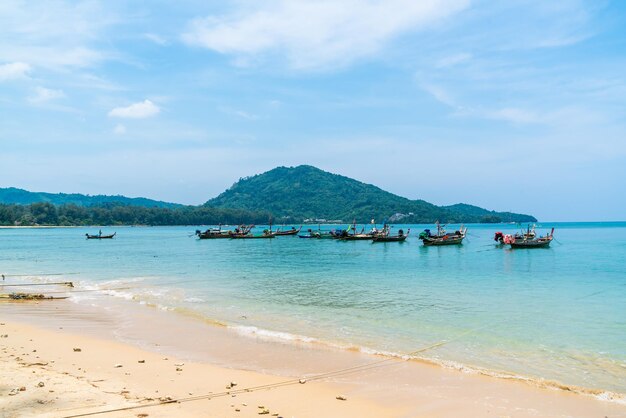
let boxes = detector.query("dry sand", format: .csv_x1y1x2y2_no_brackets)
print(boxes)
0,321,395,418
1,299,625,418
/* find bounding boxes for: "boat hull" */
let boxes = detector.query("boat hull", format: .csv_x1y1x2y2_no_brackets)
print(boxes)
231,234,275,239
510,238,552,248
372,236,408,242
198,233,231,239
421,236,464,246
340,235,374,241
274,227,302,236
86,233,115,239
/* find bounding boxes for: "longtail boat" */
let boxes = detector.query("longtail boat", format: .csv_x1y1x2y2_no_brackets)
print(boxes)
494,224,536,244
340,231,374,241
274,226,302,236
509,228,554,248
418,222,466,246
225,224,254,238
230,229,276,239
86,231,116,239
196,226,232,239
333,221,380,241
229,225,275,239
372,227,410,242
299,228,334,239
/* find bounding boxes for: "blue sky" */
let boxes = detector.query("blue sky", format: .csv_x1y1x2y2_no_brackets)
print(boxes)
1,0,625,221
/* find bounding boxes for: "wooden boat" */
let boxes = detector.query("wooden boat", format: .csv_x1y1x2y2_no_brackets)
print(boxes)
196,226,231,239
224,224,254,238
333,221,379,241
85,231,116,239
341,234,374,241
299,229,334,239
494,224,536,244
418,223,466,246
230,225,275,239
230,229,276,239
509,228,554,248
197,231,231,239
274,226,302,236
372,227,410,242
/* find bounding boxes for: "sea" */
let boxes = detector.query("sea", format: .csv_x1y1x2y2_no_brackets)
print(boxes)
1,222,624,399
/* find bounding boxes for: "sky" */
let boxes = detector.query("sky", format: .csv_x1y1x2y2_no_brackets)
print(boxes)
1,0,625,221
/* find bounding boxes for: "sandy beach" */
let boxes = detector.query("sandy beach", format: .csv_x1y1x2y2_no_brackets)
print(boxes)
1,297,624,418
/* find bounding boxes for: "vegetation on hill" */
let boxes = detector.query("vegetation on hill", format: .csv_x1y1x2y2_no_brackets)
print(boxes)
0,202,270,227
0,187,181,208
0,166,536,226
207,165,536,223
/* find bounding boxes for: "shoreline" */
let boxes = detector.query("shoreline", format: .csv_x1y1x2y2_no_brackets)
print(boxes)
1,295,625,417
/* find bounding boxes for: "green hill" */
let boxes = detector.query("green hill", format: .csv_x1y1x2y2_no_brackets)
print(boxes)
0,187,181,209
207,165,536,223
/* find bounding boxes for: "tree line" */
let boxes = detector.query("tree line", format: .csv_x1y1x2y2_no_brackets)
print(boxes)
0,202,274,226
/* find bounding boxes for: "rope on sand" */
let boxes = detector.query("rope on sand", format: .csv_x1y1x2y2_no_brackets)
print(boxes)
54,282,626,417
59,325,493,418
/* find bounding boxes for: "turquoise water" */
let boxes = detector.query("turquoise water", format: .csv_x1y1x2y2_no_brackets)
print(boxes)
1,223,625,395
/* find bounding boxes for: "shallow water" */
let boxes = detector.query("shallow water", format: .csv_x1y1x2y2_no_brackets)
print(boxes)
1,222,624,394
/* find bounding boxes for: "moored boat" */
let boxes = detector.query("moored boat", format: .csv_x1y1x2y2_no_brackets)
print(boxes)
226,224,255,238
334,221,380,241
298,228,333,239
86,230,116,239
372,227,410,242
508,228,554,248
494,224,536,244
230,226,275,239
418,223,466,246
274,226,302,236
196,226,231,239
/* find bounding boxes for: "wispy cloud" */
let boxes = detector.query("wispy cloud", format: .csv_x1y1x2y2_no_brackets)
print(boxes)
113,124,127,135
420,83,458,108
182,0,470,70
218,105,259,120
436,53,472,69
486,107,541,124
143,33,169,46
109,100,160,119
0,0,117,69
0,61,31,81
28,86,65,104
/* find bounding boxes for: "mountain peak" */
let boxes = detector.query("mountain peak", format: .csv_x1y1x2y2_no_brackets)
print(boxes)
208,165,536,223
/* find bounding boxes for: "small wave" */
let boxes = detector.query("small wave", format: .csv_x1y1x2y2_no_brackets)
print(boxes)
59,278,626,405
229,325,318,344
224,324,626,404
184,297,205,303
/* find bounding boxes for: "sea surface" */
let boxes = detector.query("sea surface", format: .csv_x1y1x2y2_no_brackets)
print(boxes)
1,222,625,397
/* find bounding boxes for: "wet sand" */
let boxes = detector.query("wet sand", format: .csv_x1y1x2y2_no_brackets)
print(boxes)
1,297,625,417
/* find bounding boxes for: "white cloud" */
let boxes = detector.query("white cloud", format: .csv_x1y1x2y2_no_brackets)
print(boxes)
143,33,169,46
486,107,541,124
182,0,470,70
0,61,31,81
420,83,458,108
436,53,472,68
113,124,127,135
28,86,65,104
108,100,160,119
0,1,117,69
218,105,259,120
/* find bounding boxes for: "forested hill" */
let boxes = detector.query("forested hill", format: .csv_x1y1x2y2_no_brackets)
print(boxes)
0,187,181,208
207,165,537,223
